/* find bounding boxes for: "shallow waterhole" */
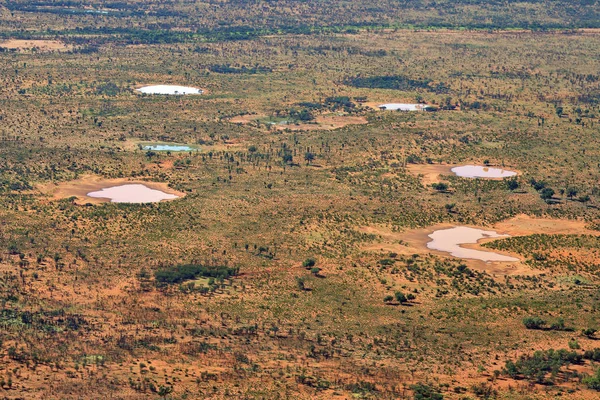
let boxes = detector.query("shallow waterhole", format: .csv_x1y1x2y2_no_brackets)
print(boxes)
451,165,517,179
427,226,519,262
87,184,179,203
136,85,203,95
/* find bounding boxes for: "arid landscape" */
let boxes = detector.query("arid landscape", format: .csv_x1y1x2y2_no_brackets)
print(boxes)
2,1,600,399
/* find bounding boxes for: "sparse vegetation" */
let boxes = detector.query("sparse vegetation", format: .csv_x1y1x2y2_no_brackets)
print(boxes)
1,2,600,398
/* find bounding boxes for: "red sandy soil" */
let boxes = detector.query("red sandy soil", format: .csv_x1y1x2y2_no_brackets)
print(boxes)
0,39,71,51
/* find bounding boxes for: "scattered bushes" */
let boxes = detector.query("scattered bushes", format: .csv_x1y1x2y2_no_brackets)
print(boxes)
384,292,415,305
346,381,376,395
503,349,582,384
505,177,519,191
288,108,314,122
583,348,600,361
208,64,271,74
96,82,122,96
523,316,546,329
322,96,356,112
154,264,239,285
530,178,546,191
471,382,497,399
296,101,323,110
530,178,560,202
297,374,330,389
523,316,569,331
345,75,449,94
411,383,443,400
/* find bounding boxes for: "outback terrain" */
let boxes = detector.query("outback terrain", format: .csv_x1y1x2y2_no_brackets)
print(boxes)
1,1,600,399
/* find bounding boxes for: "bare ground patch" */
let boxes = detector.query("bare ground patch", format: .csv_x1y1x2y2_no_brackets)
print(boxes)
0,39,71,51
275,115,368,131
38,175,185,205
494,214,598,236
229,114,266,124
406,164,454,185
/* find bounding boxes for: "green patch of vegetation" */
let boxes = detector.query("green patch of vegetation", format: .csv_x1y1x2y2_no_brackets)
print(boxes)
583,368,600,390
411,382,444,400
484,234,600,273
346,75,449,94
208,64,272,74
154,264,239,285
503,349,582,384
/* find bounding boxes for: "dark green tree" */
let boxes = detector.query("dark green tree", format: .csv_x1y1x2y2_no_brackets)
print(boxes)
432,182,448,192
395,291,407,304
506,178,519,191
540,188,555,200
304,152,315,164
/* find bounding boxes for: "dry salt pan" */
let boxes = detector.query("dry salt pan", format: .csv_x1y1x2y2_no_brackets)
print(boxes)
451,165,517,179
427,226,519,262
143,144,194,151
378,103,429,111
87,184,179,203
136,85,203,95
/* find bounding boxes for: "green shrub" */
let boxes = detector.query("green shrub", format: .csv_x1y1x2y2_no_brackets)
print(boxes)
583,348,600,361
471,382,497,399
431,182,448,192
583,369,600,390
506,178,519,191
540,187,555,200
550,318,566,331
296,277,306,291
582,328,597,338
302,258,316,268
